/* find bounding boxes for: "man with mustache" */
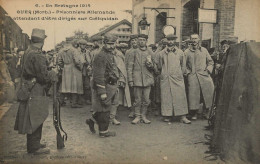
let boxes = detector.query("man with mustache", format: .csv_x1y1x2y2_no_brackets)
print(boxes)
185,34,214,120
86,34,119,137
156,34,191,124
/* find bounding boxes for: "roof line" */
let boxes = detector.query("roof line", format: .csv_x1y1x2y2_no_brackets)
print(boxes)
90,19,131,38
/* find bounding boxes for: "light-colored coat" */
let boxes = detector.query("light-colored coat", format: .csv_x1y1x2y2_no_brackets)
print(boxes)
114,50,131,107
127,48,154,87
157,47,188,116
185,46,214,110
58,46,83,94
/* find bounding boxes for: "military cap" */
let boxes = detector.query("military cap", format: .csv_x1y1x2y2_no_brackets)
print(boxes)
138,34,148,39
220,40,229,45
78,39,88,45
166,34,177,40
117,43,129,48
130,34,138,40
149,44,156,48
103,34,118,43
86,42,94,46
91,35,103,42
161,38,168,44
31,28,47,39
184,39,192,43
72,39,79,45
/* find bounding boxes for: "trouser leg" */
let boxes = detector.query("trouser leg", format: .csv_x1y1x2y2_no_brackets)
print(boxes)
133,87,142,117
96,111,110,132
141,87,151,124
27,124,43,153
71,93,77,106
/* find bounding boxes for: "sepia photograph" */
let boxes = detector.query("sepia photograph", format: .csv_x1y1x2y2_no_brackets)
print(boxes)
0,0,259,163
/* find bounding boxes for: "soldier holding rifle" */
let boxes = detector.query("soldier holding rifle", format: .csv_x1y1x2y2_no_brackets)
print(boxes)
14,28,58,155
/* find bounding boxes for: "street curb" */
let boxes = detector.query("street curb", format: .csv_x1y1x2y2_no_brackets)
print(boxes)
0,103,12,120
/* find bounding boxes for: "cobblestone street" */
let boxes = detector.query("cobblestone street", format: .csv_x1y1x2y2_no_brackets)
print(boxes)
0,100,220,164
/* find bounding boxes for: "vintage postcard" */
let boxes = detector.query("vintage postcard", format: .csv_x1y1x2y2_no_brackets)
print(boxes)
0,0,259,163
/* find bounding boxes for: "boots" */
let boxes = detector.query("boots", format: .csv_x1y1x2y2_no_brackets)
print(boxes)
128,107,135,118
131,115,141,124
86,118,96,133
110,106,120,125
141,106,151,124
110,118,121,125
131,105,141,124
180,115,191,124
99,131,116,138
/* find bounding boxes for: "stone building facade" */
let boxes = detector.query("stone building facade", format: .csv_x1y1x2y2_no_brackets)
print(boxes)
132,0,260,49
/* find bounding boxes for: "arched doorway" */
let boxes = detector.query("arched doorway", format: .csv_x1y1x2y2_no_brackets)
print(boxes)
182,0,200,40
155,12,167,43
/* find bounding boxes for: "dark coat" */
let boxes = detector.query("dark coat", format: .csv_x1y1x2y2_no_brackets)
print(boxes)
92,47,119,112
14,44,52,134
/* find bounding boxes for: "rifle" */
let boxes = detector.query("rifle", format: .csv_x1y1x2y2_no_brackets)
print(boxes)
53,81,67,149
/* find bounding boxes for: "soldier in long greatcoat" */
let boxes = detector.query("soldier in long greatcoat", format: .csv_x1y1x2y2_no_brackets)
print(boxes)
110,49,132,125
157,34,191,124
14,28,58,155
185,34,214,120
57,40,84,108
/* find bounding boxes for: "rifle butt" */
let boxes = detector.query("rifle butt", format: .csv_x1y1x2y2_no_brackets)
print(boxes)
57,134,65,149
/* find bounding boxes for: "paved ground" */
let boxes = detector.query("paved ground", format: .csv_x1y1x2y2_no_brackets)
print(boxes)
0,100,223,164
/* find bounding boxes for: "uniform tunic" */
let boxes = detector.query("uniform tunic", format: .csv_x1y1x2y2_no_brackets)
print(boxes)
158,47,188,116
185,46,214,110
127,48,154,87
92,47,119,112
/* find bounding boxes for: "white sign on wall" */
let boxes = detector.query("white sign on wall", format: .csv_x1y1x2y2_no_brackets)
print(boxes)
198,8,217,23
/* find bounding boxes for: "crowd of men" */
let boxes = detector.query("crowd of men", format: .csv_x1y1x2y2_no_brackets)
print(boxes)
0,27,231,154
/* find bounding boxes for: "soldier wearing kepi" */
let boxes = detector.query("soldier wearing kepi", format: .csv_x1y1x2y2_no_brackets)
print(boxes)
86,34,119,137
127,34,155,124
157,33,191,124
185,34,214,120
14,28,58,155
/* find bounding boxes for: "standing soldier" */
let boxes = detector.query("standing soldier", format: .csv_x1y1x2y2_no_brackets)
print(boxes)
57,39,84,108
90,36,103,64
157,34,191,124
86,34,119,137
111,48,132,125
185,34,214,120
77,39,92,105
14,28,58,154
125,34,138,118
127,34,155,124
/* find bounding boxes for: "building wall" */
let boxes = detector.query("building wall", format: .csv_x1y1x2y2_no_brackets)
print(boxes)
132,0,182,44
213,0,237,47
107,24,132,42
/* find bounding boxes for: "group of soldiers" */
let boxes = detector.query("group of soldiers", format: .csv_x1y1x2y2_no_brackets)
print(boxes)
12,26,230,154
